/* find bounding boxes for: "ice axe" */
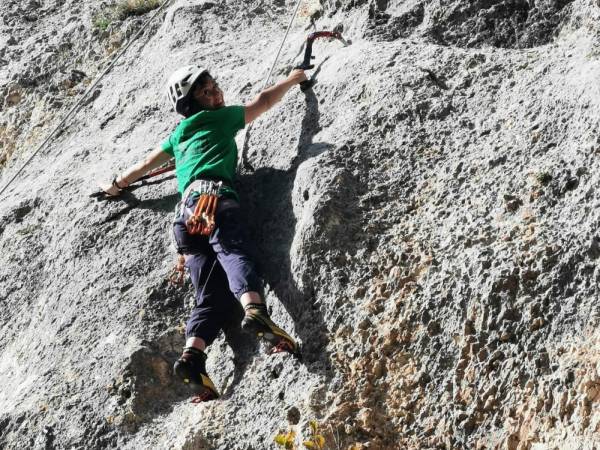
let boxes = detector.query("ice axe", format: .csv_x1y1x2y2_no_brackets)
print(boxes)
89,160,175,199
295,27,351,92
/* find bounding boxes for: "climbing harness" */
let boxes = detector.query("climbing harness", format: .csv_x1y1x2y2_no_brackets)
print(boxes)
295,29,350,92
0,0,174,199
168,180,222,286
183,180,223,236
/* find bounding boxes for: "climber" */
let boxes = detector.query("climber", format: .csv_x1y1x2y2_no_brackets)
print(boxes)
99,66,307,401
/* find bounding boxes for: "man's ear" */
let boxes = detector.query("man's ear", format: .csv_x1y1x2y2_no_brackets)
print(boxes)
191,86,201,102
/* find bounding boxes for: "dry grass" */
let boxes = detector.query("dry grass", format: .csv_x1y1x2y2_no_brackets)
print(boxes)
93,0,161,31
0,125,18,168
115,0,161,20
298,0,322,19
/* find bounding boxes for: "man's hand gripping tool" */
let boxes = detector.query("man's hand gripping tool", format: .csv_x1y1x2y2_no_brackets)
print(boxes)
295,29,350,92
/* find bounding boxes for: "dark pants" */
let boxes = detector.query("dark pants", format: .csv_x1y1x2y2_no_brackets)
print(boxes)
173,196,262,346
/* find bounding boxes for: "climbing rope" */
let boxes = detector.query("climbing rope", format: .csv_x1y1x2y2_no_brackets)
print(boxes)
261,0,303,90
0,0,174,199
240,0,303,170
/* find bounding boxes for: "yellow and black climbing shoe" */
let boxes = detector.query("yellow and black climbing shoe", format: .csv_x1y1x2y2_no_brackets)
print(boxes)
241,303,299,355
173,347,219,401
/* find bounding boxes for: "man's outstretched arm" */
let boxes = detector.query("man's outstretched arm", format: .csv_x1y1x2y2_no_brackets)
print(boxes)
244,69,307,124
99,146,172,196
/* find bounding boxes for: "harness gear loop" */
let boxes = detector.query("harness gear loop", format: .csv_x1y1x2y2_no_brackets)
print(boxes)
185,181,222,236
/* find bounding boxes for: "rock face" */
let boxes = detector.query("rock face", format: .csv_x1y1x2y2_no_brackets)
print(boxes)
1,0,600,449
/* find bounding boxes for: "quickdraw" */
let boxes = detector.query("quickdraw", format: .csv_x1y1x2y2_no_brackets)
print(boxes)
185,181,222,236
169,180,222,286
295,28,351,92
169,254,186,286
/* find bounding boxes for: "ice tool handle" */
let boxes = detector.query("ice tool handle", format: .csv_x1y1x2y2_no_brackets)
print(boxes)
295,30,349,92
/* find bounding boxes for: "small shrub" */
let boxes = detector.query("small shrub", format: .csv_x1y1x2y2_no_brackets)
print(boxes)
535,171,552,185
274,429,296,449
303,421,326,450
93,14,112,31
115,0,161,20
16,224,41,236
92,0,161,31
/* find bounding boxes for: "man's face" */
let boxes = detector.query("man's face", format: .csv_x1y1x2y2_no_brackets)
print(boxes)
193,77,225,110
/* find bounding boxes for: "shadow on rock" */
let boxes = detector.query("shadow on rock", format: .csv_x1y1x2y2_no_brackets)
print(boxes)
92,175,178,225
236,86,335,377
219,313,262,399
107,329,202,431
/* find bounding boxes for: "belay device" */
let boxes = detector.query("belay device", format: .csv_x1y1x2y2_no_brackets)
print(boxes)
295,28,350,92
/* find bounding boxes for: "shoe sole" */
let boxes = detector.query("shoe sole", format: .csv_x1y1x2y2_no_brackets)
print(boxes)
174,364,219,399
242,318,299,354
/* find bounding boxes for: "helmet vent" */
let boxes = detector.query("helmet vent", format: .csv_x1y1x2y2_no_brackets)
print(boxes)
166,66,208,115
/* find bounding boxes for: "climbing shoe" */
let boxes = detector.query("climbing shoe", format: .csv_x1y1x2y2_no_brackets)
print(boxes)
241,303,299,355
173,347,219,401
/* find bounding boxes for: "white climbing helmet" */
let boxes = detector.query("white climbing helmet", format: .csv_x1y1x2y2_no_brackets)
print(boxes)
166,65,209,115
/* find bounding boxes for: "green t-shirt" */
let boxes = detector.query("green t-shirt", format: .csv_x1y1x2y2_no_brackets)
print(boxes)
161,105,245,199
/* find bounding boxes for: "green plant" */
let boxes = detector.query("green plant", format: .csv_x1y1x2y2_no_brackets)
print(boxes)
274,429,297,449
92,0,161,31
535,171,552,185
303,421,326,450
93,14,112,31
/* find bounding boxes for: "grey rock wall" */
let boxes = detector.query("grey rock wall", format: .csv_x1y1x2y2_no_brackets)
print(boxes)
1,0,600,449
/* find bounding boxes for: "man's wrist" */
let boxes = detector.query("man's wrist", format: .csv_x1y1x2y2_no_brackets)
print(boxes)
112,176,129,190
112,177,123,190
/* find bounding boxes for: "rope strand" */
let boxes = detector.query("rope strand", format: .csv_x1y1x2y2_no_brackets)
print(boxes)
240,0,303,170
0,0,174,198
261,0,303,90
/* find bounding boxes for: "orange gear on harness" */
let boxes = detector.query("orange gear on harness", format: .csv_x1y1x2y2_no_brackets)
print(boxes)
168,180,223,286
186,191,219,235
183,180,223,236
169,254,186,286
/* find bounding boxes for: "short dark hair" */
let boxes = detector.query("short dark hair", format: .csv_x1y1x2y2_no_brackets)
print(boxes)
181,71,213,117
